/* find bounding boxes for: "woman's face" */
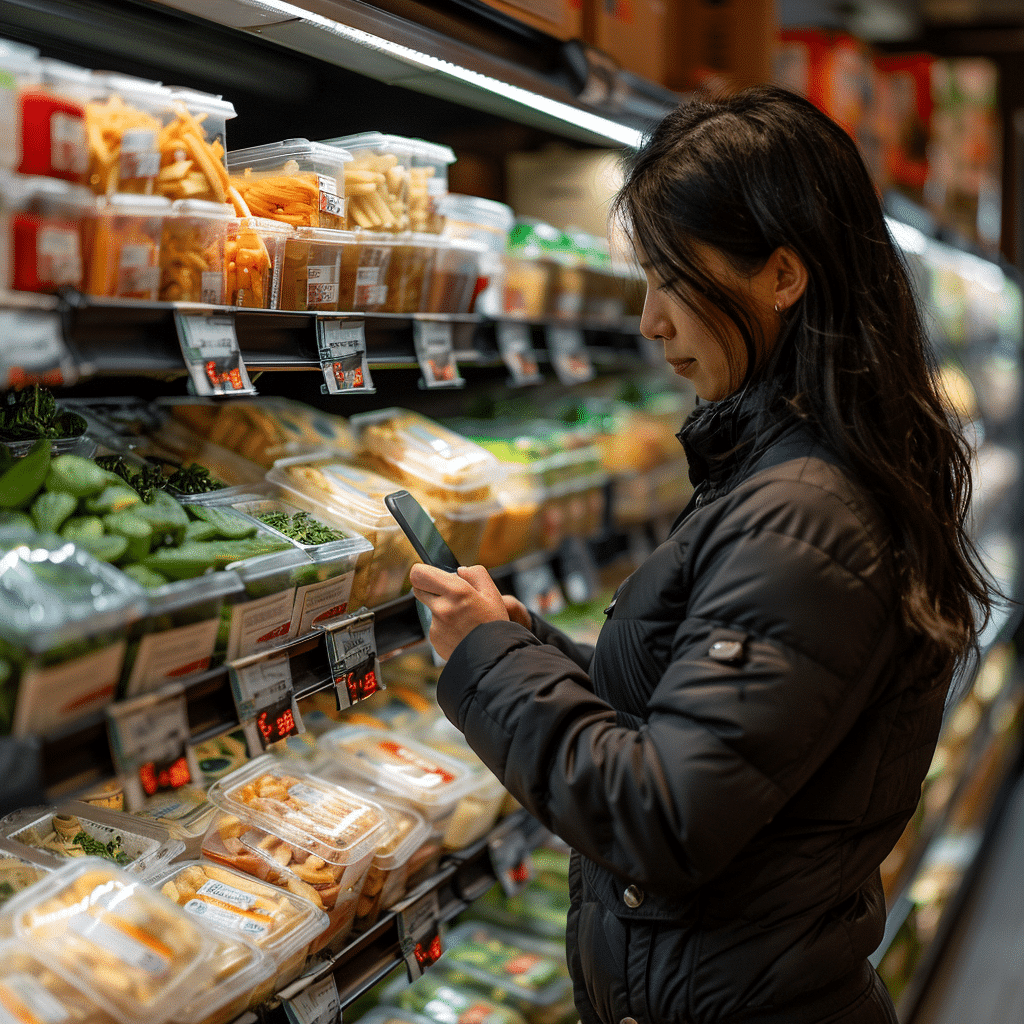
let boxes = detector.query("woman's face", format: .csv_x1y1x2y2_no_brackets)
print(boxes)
638,245,781,402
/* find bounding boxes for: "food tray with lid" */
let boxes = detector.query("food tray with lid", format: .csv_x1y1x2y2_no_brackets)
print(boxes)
83,192,169,299
5,859,220,1024
380,232,437,313
171,933,274,1024
226,215,291,308
0,939,120,1024
422,237,485,315
156,89,235,205
318,726,478,823
381,971,529,1024
129,789,217,859
407,139,456,234
322,132,415,233
268,453,418,607
0,801,183,877
0,836,57,910
338,230,393,312
152,857,328,993
159,198,233,303
227,139,350,230
278,225,349,311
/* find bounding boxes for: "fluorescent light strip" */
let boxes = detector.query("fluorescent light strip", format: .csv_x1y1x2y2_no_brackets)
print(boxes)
247,0,645,147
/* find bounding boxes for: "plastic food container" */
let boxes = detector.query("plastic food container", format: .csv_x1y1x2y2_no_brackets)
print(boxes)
0,170,93,294
5,859,220,1024
278,225,348,311
319,726,478,829
211,492,372,637
0,535,146,737
228,139,350,230
269,454,419,608
324,132,414,233
120,571,244,698
152,857,328,994
502,255,551,319
129,788,217,860
226,215,291,308
439,194,514,317
357,1008,443,1024
0,801,183,877
0,940,120,1024
382,972,528,1024
381,233,437,314
156,89,236,205
0,838,56,909
85,73,173,195
159,198,233,303
338,231,393,312
17,58,94,184
171,933,274,1024
0,41,39,171
407,139,456,234
83,192,170,299
423,237,485,314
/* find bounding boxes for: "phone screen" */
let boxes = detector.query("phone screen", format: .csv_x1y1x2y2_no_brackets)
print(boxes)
385,490,461,572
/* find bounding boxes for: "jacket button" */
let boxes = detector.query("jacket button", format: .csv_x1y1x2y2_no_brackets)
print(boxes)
623,884,644,908
709,639,744,662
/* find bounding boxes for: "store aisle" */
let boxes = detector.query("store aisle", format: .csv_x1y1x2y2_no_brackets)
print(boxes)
910,766,1024,1024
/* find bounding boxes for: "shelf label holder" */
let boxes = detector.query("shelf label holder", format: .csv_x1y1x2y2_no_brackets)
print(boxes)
317,316,374,395
319,609,382,710
283,974,341,1024
174,309,256,397
413,318,463,389
496,321,542,386
546,326,594,385
394,886,444,982
228,649,303,752
0,307,78,387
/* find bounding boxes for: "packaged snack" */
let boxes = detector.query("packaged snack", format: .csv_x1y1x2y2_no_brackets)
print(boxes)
382,972,528,1024
0,533,146,737
381,234,437,314
6,860,220,1024
85,73,172,196
171,933,274,1024
407,140,456,234
156,92,235,204
421,238,484,315
0,940,119,1024
152,857,328,993
0,170,92,295
82,192,169,299
228,140,350,230
277,226,348,312
1,801,182,876
338,231,393,312
324,133,414,233
225,216,291,308
268,454,419,607
159,198,234,303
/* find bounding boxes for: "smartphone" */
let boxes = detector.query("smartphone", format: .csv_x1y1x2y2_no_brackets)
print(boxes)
385,489,462,573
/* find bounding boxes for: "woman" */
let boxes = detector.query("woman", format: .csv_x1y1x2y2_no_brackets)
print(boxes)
410,86,994,1024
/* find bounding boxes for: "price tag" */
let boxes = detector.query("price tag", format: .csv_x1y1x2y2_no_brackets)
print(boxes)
228,651,302,752
0,308,77,387
557,537,601,605
413,319,463,389
395,887,444,981
317,317,374,395
174,311,256,397
488,829,534,897
513,563,565,617
283,975,340,1024
320,610,381,710
546,326,594,385
105,684,198,812
496,321,541,386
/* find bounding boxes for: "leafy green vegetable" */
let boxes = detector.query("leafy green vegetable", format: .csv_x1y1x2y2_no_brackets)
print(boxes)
165,464,224,494
72,830,131,866
0,386,87,441
256,509,345,545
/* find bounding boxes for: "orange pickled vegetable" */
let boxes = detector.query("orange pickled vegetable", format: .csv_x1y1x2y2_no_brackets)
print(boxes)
226,226,272,308
160,219,225,303
230,172,333,228
84,94,163,196
155,101,230,203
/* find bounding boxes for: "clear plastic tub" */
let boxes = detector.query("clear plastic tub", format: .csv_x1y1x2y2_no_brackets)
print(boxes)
324,132,414,233
18,58,94,184
407,139,456,234
277,225,347,311
6,859,220,1024
502,255,551,319
0,838,55,910
357,1007,443,1024
422,237,485,314
338,231,393,312
226,215,292,308
151,857,328,994
0,940,120,1024
228,139,350,230
120,570,245,698
318,726,478,827
129,788,217,860
0,41,39,171
0,535,146,737
171,933,274,1024
158,89,236,205
438,194,514,250
85,73,173,195
83,192,169,299
0,170,93,294
382,972,529,1024
381,233,437,314
159,198,233,303
0,801,183,877
268,454,419,608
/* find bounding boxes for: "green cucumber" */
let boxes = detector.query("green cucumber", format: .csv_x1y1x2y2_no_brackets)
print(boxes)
0,511,34,534
103,511,153,563
77,534,129,563
83,485,141,515
142,537,289,580
134,492,189,546
30,491,77,534
121,564,169,589
184,519,220,542
185,504,258,540
42,454,106,499
0,438,51,509
61,515,105,544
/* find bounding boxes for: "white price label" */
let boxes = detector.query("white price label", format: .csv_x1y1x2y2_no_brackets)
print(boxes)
546,326,594,385
496,321,541,386
283,975,340,1024
317,317,374,395
228,651,302,751
319,610,381,710
174,312,255,397
413,319,463,389
0,309,76,388
513,563,565,617
395,887,444,981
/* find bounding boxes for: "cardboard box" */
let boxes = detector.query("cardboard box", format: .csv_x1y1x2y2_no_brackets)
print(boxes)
583,0,670,86
663,0,777,93
475,0,583,41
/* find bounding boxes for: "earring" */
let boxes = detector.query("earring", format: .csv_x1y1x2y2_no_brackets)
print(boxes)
774,303,782,314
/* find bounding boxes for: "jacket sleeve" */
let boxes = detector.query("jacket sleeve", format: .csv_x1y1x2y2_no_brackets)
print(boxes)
526,611,594,672
436,478,901,896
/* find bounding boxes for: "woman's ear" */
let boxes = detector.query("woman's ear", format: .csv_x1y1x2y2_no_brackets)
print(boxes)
773,247,808,313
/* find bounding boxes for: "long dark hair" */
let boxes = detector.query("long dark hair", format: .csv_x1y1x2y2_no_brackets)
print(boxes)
613,84,994,662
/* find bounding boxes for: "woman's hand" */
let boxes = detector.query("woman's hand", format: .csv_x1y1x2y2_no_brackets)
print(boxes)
410,563,525,661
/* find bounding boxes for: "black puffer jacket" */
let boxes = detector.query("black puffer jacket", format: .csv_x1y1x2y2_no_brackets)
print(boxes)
436,386,951,1024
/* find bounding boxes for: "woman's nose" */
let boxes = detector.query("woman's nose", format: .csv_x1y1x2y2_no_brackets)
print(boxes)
639,289,671,342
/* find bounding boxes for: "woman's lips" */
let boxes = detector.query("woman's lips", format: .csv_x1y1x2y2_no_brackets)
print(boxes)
668,358,695,376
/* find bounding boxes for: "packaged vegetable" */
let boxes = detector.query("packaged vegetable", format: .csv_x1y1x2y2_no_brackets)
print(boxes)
225,215,291,308
155,93,234,204
82,192,169,299
171,932,274,1024
323,133,413,233
159,198,233,303
5,859,220,1024
151,858,327,994
0,385,88,445
466,847,570,939
382,972,528,1024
